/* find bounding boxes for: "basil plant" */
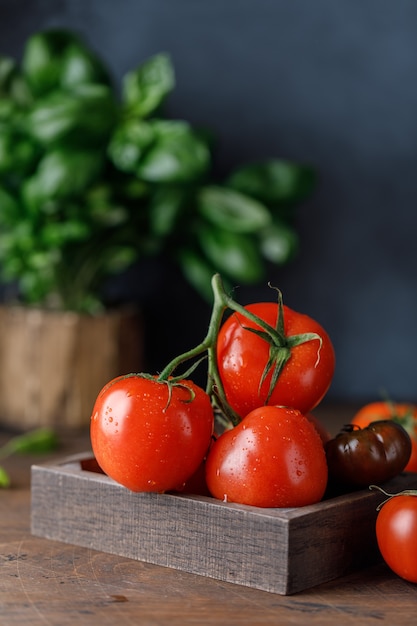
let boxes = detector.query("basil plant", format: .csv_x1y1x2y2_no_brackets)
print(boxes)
0,28,315,312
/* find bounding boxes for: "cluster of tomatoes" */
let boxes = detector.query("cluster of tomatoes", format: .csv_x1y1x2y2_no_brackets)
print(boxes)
89,275,417,584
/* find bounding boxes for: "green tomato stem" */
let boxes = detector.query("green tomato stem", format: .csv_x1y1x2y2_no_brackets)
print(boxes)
157,274,239,425
369,484,417,510
157,273,324,427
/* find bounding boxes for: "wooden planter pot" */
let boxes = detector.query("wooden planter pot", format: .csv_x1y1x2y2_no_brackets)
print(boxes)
0,306,143,430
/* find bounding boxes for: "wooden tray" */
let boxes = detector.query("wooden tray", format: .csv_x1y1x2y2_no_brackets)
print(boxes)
30,454,417,595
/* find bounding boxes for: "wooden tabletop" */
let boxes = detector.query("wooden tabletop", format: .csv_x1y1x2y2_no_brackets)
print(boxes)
1,406,417,626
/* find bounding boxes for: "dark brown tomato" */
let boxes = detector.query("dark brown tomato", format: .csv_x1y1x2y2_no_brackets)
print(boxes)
325,420,412,489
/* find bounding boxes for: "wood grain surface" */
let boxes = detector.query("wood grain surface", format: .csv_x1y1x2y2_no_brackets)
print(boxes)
30,455,417,596
1,405,417,625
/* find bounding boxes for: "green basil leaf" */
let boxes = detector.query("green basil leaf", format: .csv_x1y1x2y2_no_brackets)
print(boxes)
136,121,210,182
0,428,58,457
22,148,104,210
21,29,81,96
108,119,155,173
227,160,316,204
0,128,38,175
60,41,110,90
26,84,117,146
41,220,90,247
259,221,299,264
148,187,186,236
177,248,217,303
197,185,271,233
87,185,129,226
0,187,20,224
197,225,264,283
101,246,138,274
123,53,175,118
0,56,17,95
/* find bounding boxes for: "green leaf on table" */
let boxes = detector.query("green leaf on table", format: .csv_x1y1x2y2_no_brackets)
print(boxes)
0,466,11,488
197,185,271,233
0,428,58,459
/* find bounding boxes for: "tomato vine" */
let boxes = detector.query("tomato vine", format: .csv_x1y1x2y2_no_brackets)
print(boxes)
157,273,326,428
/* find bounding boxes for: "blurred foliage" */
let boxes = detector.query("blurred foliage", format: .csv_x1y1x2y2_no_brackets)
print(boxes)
0,29,316,312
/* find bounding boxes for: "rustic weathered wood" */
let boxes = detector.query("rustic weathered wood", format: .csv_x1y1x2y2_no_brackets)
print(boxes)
30,454,417,595
3,426,417,625
0,306,143,430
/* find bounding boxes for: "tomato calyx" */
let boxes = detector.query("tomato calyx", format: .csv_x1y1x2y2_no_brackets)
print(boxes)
391,410,417,438
370,484,417,510
241,286,324,405
103,371,201,411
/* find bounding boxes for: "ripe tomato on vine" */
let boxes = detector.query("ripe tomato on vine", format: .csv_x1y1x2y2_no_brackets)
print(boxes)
90,374,214,493
90,275,336,507
216,298,335,419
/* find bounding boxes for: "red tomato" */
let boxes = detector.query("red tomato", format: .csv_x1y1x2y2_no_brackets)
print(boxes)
351,401,417,473
205,405,328,508
376,492,417,583
90,374,214,493
216,302,335,418
173,458,212,497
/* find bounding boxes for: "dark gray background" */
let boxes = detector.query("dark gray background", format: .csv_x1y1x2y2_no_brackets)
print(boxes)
2,0,417,404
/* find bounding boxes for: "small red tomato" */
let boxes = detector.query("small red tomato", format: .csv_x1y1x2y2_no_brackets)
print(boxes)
90,374,214,493
325,421,412,489
351,401,417,473
216,301,335,418
205,405,328,508
375,490,417,583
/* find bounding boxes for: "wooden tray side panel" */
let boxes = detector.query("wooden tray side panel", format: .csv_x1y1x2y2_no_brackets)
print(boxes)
31,460,417,596
287,498,379,593
286,473,417,593
31,464,292,595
